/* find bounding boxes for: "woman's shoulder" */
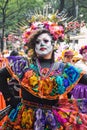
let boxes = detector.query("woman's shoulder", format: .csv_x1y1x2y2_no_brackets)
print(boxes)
7,56,29,79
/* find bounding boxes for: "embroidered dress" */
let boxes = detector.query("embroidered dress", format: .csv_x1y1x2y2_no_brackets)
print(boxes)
2,56,87,130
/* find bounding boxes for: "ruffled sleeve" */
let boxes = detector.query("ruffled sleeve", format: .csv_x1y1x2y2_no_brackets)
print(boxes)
7,56,29,79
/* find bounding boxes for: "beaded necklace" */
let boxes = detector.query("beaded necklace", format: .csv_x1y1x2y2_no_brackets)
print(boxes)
36,58,54,78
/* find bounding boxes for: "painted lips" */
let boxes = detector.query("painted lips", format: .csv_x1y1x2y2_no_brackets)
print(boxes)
40,48,46,51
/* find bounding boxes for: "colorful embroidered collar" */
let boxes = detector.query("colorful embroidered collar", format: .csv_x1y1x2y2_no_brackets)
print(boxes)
6,57,83,100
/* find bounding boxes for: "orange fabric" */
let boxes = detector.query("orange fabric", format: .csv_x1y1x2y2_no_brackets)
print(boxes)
0,57,9,68
0,92,7,126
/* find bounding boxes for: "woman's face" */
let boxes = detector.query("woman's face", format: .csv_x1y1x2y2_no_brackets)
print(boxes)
82,49,87,61
64,55,73,63
35,33,53,57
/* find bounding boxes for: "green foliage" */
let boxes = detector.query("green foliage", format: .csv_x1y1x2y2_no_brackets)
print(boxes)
0,0,45,34
78,0,87,22
0,0,87,40
0,0,45,51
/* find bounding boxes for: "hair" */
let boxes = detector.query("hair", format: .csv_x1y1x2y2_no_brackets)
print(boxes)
10,50,19,56
27,29,54,58
64,50,74,57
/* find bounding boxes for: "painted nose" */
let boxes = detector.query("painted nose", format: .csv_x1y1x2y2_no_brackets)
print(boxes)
40,41,45,46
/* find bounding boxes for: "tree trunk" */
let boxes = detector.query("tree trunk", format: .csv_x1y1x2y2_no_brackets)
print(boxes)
72,0,77,17
0,37,4,52
0,0,9,52
59,0,65,13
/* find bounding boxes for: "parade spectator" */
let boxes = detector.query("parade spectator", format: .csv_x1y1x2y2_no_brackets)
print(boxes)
71,45,87,101
62,49,74,64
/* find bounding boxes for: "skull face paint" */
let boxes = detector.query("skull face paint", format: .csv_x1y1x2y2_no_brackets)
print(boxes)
35,33,53,56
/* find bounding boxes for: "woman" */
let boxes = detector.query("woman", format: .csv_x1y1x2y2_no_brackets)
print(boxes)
0,22,87,129
62,49,74,64
75,45,87,73
58,49,74,73
71,45,87,100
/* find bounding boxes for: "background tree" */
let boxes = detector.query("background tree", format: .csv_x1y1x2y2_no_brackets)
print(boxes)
0,0,44,52
0,0,87,52
58,0,87,21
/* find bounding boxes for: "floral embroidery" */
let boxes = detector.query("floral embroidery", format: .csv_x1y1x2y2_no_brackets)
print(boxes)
29,75,38,86
21,108,34,128
38,77,56,97
7,57,83,100
20,63,82,99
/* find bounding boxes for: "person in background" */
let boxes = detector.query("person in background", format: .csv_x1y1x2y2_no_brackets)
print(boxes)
58,49,74,73
75,45,87,72
71,45,87,102
62,49,74,64
0,22,87,129
9,50,19,56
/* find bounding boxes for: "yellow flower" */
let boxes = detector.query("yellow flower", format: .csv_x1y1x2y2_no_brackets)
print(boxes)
21,109,34,128
38,78,53,96
29,75,38,86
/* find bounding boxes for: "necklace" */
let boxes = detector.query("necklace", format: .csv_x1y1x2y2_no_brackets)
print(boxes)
36,58,54,78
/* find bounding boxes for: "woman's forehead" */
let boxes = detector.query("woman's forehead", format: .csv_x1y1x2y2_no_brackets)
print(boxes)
65,55,73,58
37,33,52,40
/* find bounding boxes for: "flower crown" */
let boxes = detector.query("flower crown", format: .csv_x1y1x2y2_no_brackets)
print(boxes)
79,45,87,54
22,21,64,44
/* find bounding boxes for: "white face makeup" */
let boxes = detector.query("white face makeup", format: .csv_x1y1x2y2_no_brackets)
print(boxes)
35,33,53,56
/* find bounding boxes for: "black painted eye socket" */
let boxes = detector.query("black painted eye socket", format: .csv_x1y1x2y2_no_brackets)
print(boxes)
36,39,50,44
36,40,40,44
44,39,49,43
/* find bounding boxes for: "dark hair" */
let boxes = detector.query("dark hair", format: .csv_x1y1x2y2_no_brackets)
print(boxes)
64,50,74,57
10,50,19,56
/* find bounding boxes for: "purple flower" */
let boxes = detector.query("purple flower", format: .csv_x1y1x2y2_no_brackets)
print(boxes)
82,99,87,113
34,109,45,130
34,120,45,130
45,110,57,128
